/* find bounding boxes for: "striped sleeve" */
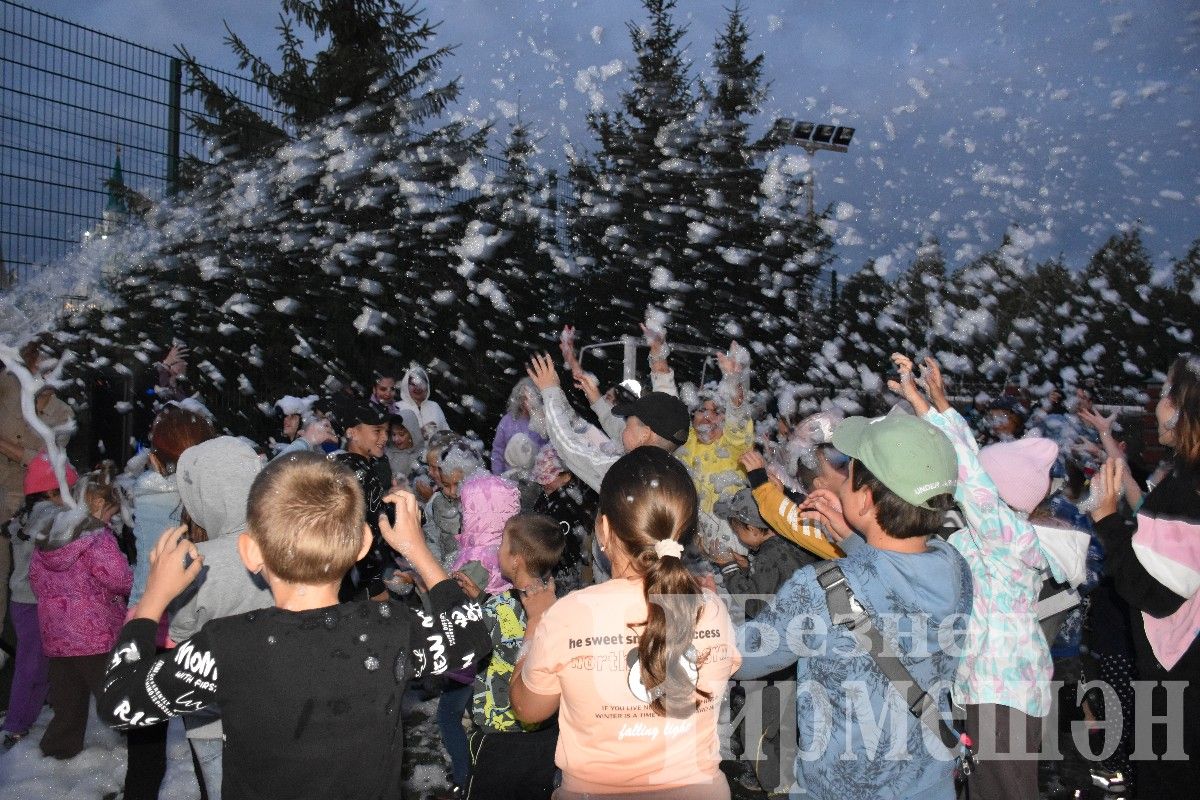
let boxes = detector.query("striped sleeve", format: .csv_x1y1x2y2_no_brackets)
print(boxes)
1094,511,1189,618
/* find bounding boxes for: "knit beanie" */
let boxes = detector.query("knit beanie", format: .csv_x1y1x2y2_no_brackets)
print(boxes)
24,451,78,496
979,437,1059,514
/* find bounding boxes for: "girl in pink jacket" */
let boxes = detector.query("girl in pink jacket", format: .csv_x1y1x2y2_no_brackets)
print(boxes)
27,456,131,760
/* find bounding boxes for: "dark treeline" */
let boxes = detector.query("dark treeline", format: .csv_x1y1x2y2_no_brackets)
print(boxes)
60,0,1198,440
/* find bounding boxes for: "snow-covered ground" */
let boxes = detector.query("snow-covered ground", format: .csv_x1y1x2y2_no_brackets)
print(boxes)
1,698,452,799
1,708,198,800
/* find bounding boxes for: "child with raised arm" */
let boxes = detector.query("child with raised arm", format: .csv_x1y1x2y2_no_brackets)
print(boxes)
98,451,493,800
889,353,1053,800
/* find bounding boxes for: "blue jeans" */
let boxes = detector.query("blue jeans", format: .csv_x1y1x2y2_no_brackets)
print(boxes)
189,737,223,800
436,680,474,787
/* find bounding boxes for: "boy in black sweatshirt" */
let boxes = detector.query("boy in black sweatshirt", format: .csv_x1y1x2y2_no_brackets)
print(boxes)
98,451,492,800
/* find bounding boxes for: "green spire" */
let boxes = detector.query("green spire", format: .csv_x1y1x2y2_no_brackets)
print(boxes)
105,146,127,214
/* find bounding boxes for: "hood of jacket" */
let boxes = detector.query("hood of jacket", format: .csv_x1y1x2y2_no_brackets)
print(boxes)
176,436,262,540
458,473,520,549
34,524,109,570
400,365,432,407
393,407,426,452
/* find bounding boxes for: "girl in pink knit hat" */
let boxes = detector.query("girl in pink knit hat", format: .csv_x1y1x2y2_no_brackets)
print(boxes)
2,451,79,749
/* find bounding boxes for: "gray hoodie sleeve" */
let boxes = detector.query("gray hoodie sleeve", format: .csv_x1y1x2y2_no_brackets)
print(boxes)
539,386,619,494
590,397,626,442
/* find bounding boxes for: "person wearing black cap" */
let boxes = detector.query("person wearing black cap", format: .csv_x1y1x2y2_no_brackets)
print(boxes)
330,396,393,600
526,354,688,495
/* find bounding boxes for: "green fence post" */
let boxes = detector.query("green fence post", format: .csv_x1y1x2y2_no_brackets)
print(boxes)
166,57,182,195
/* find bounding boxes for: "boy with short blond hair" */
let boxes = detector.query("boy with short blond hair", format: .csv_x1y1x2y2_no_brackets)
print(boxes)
98,452,492,800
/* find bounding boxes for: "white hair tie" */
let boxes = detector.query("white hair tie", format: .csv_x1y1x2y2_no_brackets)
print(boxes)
654,539,684,560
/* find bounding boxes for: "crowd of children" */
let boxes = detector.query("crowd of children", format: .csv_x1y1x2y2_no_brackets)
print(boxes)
0,330,1197,800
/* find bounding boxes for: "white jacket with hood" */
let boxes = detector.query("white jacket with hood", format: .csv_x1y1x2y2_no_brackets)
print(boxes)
395,365,449,436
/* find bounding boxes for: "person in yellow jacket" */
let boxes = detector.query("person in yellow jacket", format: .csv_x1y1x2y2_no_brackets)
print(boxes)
673,342,755,514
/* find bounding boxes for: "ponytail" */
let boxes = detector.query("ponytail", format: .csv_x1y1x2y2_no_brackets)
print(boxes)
599,447,709,718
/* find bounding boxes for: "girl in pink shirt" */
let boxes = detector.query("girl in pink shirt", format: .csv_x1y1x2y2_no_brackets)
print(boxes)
511,447,740,799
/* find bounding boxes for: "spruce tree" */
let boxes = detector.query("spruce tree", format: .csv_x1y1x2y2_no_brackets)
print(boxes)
462,124,573,402
688,2,766,346
1073,228,1157,391
568,0,704,345
78,0,488,438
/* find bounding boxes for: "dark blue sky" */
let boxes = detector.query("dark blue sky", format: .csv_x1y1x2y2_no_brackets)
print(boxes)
28,0,1200,275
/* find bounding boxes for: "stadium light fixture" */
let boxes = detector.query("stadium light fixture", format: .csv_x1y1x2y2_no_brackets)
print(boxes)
765,118,856,219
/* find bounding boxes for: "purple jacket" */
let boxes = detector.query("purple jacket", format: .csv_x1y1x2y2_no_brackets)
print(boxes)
490,414,547,475
30,528,132,657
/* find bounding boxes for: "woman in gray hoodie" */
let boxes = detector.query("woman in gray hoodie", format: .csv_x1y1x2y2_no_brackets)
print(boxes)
168,436,272,800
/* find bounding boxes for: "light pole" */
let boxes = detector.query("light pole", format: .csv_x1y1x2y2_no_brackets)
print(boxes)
765,119,855,220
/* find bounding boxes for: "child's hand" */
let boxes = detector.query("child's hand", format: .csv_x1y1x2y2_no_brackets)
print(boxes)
1089,458,1123,522
413,478,435,504
518,577,557,620
137,526,203,618
800,490,854,543
90,499,121,525
378,490,424,557
716,341,743,376
526,353,561,391
574,372,602,405
451,570,483,599
739,450,766,473
920,357,950,411
559,325,581,372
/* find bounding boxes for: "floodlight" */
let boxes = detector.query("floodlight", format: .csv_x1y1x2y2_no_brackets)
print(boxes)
792,121,815,141
832,126,855,147
812,124,836,144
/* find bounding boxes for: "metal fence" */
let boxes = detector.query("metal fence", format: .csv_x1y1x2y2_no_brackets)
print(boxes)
0,0,293,284
0,0,579,288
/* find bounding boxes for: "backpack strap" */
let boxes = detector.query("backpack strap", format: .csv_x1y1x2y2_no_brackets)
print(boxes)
813,561,967,754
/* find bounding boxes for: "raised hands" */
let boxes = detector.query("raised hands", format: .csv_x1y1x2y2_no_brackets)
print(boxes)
162,343,189,376
799,489,854,543
887,353,951,414
574,371,601,405
1078,405,1117,438
526,353,561,391
559,326,581,375
717,340,745,377
641,322,671,374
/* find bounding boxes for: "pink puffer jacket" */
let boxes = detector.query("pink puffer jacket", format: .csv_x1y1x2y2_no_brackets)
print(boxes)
30,527,132,657
451,473,520,594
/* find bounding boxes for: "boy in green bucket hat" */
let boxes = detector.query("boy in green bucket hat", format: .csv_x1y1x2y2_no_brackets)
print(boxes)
734,411,973,799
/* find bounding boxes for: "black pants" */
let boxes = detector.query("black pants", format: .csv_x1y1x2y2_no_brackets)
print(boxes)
963,703,1042,800
465,724,559,800
123,720,169,800
40,653,108,759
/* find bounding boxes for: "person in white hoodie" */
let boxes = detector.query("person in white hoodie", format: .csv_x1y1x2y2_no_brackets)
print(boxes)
168,436,273,800
395,365,448,438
